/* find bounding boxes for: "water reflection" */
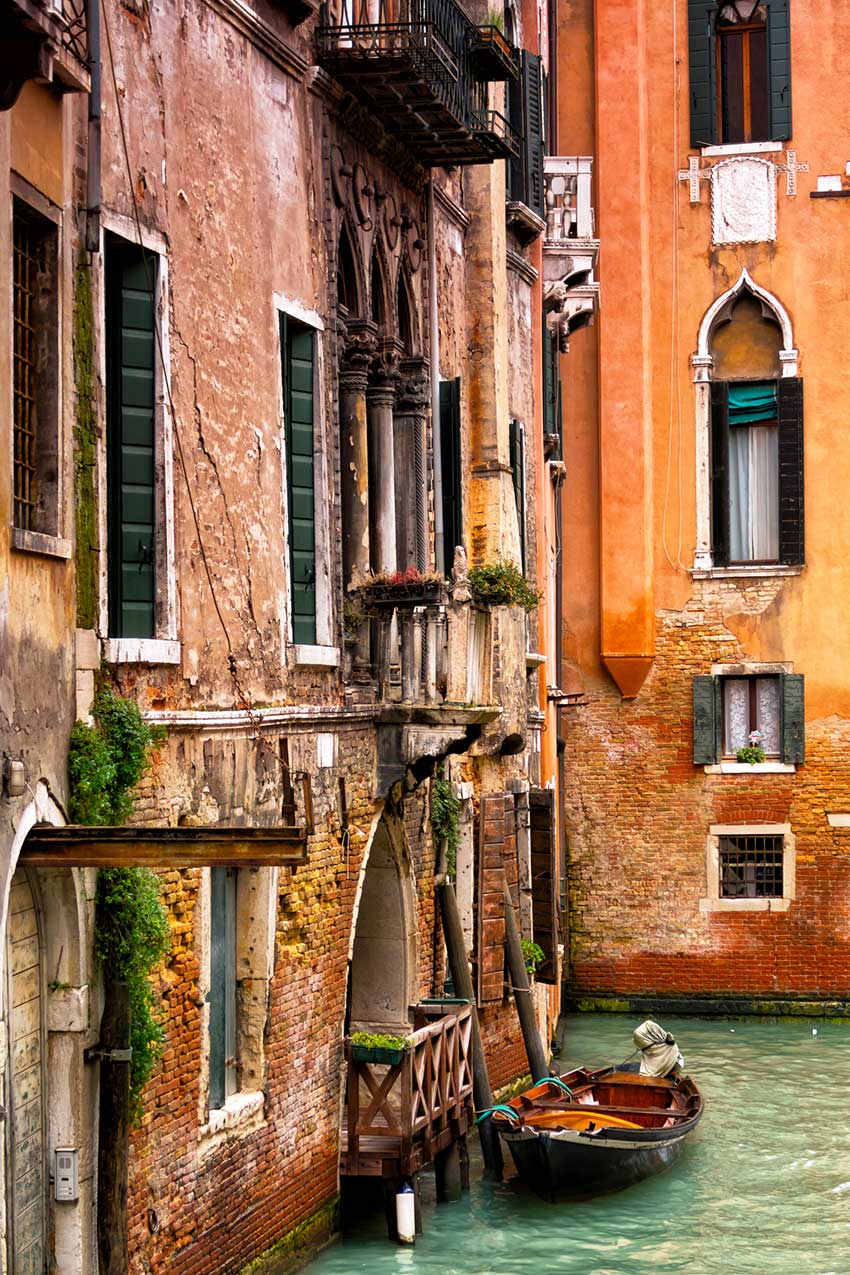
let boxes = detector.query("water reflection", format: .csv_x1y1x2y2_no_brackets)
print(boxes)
305,1015,850,1275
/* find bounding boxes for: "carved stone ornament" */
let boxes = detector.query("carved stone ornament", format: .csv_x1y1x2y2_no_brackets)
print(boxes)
339,321,378,390
711,157,776,246
450,545,472,603
331,145,352,209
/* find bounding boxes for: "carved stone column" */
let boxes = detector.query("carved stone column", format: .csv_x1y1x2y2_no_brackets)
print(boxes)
367,340,403,573
394,356,430,572
339,320,377,686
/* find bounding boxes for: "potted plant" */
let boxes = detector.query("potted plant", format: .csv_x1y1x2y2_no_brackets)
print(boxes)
521,939,545,977
357,566,446,606
736,730,767,765
469,17,517,81
348,1031,410,1065
468,560,541,612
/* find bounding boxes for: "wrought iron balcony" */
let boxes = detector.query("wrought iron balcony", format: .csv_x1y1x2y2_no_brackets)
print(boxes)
1,0,90,110
316,0,518,166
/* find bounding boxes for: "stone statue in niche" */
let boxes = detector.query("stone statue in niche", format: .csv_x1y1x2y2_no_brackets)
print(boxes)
711,157,776,246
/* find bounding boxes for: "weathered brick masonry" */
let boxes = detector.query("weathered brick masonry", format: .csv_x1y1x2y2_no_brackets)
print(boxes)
565,586,850,1002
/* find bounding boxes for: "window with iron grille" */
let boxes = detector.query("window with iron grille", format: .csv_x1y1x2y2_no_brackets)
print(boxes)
719,833,784,898
12,198,60,538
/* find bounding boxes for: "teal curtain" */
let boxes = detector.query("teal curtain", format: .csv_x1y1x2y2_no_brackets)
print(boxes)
728,381,777,425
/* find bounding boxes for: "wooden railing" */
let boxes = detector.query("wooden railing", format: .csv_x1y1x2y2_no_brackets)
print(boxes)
343,1004,474,1176
371,598,492,707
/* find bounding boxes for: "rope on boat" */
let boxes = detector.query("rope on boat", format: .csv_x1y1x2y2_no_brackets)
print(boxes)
474,1104,520,1125
536,1077,573,1098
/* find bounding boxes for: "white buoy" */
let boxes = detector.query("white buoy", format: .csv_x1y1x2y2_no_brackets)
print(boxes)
813,1028,818,1036
396,1182,416,1245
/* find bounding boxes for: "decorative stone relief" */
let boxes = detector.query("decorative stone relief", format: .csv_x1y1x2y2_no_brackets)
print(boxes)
711,157,776,245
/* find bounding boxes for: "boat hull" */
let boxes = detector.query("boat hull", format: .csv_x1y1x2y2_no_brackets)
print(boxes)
502,1121,690,1200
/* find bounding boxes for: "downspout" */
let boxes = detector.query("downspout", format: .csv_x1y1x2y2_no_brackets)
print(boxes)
85,0,101,254
427,179,445,574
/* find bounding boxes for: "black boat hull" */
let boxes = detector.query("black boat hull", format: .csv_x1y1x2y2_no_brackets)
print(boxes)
502,1121,693,1200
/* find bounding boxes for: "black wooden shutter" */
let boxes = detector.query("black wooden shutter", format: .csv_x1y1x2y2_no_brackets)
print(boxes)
781,672,805,764
509,418,525,572
439,378,463,561
523,52,544,219
767,0,792,141
208,867,237,1110
693,675,720,765
529,788,558,985
710,380,730,566
282,314,317,644
777,377,804,566
507,68,524,203
688,1,718,147
106,237,157,639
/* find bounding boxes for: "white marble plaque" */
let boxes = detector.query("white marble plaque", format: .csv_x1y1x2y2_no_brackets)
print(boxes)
711,157,776,245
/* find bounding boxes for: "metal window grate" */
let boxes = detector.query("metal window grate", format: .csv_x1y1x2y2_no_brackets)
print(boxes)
13,212,40,531
719,834,784,898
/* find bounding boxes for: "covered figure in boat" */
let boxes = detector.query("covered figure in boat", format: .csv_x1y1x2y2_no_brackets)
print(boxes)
619,1019,685,1079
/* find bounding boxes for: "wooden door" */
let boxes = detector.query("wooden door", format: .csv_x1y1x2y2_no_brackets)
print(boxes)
6,868,47,1274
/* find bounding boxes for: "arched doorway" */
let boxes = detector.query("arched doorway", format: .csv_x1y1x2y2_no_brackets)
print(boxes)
5,866,48,1274
348,816,417,1033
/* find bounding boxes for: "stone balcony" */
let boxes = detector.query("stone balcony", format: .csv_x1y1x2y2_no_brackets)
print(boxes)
543,156,600,348
2,0,90,110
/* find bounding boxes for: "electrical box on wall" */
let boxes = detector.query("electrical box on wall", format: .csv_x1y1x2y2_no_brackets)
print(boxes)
54,1149,78,1202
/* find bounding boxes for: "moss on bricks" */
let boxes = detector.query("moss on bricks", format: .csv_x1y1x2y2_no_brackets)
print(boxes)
239,1198,339,1275
74,260,99,630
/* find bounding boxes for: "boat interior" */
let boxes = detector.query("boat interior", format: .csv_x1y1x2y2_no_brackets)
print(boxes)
499,1069,701,1133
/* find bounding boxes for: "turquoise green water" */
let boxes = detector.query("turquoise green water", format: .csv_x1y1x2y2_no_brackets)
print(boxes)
304,1014,850,1275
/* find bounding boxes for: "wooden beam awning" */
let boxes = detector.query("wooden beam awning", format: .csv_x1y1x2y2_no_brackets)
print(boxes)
20,825,308,868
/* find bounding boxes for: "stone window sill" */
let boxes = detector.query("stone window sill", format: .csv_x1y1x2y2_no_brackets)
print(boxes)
691,564,803,581
291,644,340,668
103,638,181,665
198,1089,265,1157
11,527,72,560
704,761,796,775
699,896,791,913
700,141,783,157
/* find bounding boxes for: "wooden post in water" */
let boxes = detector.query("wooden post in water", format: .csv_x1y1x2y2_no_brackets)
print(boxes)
96,978,131,1275
503,882,549,1083
438,882,503,1178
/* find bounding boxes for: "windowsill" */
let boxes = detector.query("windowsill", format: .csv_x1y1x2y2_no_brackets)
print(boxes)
699,141,784,157
103,638,181,665
10,527,72,560
699,896,791,913
198,1089,265,1155
691,564,804,580
704,761,796,775
291,644,340,668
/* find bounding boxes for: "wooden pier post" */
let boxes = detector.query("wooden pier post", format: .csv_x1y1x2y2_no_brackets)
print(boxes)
438,882,503,1179
435,1143,464,1202
503,882,549,1082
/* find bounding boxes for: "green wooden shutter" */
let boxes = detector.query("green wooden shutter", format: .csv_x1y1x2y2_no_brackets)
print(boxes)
106,238,157,638
208,867,237,1110
523,52,544,219
543,328,562,460
780,672,805,764
767,0,792,141
777,377,804,566
693,675,720,765
710,380,730,566
509,418,526,572
507,68,524,203
282,315,317,645
439,378,463,561
529,789,558,985
688,1,718,147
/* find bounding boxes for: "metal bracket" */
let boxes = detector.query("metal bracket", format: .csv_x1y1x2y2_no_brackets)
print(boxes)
83,1046,132,1064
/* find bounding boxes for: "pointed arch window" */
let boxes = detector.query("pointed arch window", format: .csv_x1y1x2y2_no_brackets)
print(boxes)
716,2,768,143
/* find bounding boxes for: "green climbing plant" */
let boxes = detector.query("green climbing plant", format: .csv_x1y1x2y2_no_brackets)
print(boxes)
68,681,170,1121
94,867,170,1121
468,560,541,612
521,939,545,977
431,765,461,877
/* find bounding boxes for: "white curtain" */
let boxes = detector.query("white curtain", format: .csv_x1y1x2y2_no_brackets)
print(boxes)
729,425,778,562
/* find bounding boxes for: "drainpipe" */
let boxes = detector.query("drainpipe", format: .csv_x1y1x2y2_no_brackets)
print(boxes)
427,180,445,575
85,0,101,254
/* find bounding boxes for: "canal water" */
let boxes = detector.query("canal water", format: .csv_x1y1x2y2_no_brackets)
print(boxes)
305,1014,850,1275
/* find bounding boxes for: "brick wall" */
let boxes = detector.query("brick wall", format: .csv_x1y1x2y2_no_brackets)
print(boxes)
565,589,850,1001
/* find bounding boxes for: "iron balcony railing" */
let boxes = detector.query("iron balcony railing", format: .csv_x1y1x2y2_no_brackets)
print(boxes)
317,0,517,165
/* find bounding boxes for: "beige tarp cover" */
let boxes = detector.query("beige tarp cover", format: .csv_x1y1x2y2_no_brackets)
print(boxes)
633,1020,684,1078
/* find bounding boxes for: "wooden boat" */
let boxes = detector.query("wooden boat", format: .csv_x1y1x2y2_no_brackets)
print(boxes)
492,1065,704,1200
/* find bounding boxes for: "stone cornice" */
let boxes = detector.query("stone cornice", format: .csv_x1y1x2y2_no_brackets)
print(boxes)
506,248,538,285
204,0,308,80
433,183,471,230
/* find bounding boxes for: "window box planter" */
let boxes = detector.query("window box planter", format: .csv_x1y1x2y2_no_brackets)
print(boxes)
347,1034,409,1066
470,26,518,81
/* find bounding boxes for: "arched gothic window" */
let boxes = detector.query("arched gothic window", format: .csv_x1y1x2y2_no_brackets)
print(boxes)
716,1,768,143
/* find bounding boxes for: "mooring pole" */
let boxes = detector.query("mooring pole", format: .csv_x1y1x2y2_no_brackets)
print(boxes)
438,882,503,1178
96,978,131,1275
503,883,549,1082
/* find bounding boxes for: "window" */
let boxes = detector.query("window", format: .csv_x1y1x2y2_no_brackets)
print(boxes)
702,823,794,912
718,831,783,897
687,0,791,147
105,234,158,638
12,197,60,541
208,867,237,1110
716,2,768,144
711,378,803,566
542,326,562,456
509,418,526,571
281,314,317,645
439,378,463,562
507,51,544,217
693,671,804,766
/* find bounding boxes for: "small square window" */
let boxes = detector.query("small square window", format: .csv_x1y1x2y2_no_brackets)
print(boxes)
719,832,783,898
721,675,780,757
